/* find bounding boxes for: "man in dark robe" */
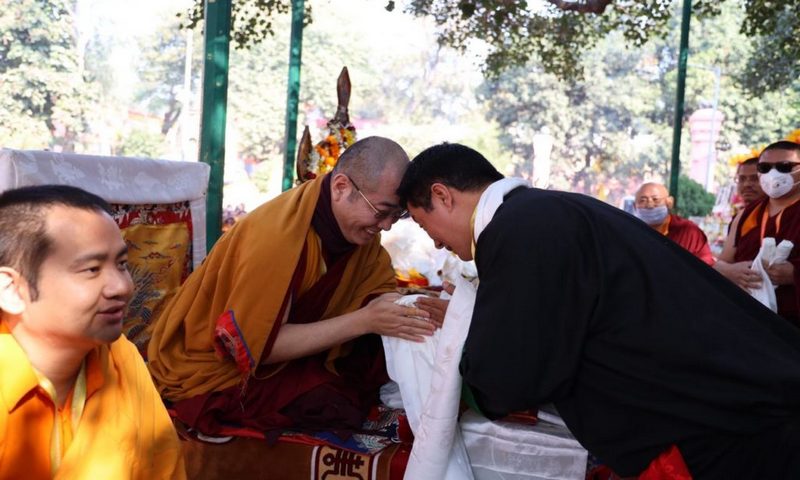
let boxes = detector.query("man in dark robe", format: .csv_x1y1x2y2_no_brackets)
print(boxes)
148,137,438,438
398,142,800,479
717,141,800,325
634,182,715,266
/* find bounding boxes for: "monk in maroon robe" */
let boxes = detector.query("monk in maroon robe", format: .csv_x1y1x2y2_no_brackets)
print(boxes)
148,137,438,437
717,141,800,326
634,182,715,266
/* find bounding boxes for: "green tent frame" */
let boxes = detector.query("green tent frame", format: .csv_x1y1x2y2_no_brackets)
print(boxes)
198,0,304,251
198,0,691,250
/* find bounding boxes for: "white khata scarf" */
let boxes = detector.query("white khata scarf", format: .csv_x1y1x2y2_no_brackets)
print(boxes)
384,177,530,480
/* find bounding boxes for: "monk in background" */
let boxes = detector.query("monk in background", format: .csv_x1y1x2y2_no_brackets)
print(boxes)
148,136,436,440
717,141,800,325
714,157,764,288
634,182,715,265
0,185,184,479
734,157,765,208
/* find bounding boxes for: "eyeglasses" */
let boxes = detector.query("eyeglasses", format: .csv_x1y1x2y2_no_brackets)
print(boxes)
345,175,409,221
756,162,800,174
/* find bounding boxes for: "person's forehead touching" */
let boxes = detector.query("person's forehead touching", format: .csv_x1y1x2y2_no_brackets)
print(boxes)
370,166,404,208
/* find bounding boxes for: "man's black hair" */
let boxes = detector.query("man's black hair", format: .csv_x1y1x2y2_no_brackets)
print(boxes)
0,185,112,300
760,141,800,158
739,157,759,167
397,143,503,210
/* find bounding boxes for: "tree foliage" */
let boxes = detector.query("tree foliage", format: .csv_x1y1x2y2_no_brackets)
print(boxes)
480,2,800,205
188,0,799,95
181,0,311,49
675,174,715,217
739,0,800,95
0,0,94,151
135,20,203,135
224,3,504,178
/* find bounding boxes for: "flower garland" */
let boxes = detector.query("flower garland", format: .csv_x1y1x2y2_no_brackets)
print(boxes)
726,128,800,167
301,121,357,181
727,148,763,167
395,267,429,288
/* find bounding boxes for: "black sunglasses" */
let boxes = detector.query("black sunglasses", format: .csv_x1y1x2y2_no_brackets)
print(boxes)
756,162,800,174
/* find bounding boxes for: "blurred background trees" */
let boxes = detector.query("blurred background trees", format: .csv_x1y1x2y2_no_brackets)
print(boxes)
1,0,797,207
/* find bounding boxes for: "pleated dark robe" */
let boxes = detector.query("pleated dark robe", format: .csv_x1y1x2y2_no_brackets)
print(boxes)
460,187,800,478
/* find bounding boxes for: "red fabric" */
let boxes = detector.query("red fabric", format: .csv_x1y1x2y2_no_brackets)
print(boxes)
111,202,193,282
666,214,714,266
639,445,692,480
213,310,254,378
586,445,692,480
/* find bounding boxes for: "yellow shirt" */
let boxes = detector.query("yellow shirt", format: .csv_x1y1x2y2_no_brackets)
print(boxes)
0,323,186,479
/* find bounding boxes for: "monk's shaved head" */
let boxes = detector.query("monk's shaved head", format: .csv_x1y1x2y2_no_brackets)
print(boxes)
333,136,409,193
636,182,669,199
635,182,673,210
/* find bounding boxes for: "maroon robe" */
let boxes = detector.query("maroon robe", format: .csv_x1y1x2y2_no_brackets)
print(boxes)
665,214,715,266
172,177,390,438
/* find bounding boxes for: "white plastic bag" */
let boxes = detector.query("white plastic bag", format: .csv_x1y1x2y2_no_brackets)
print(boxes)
748,237,794,311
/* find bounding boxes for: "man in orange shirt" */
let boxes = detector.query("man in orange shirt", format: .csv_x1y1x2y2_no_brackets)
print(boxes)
0,185,185,479
634,182,715,266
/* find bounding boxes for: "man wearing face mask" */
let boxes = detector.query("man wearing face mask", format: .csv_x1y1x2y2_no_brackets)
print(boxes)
718,141,800,325
633,182,715,266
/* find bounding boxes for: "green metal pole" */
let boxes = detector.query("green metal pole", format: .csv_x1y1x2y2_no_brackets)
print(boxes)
282,0,305,191
669,0,692,203
199,0,232,251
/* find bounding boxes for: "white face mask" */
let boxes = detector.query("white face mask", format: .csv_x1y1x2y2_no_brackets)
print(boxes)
759,169,800,199
634,205,669,225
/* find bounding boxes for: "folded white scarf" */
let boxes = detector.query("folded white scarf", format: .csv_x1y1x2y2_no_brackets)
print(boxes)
383,178,529,480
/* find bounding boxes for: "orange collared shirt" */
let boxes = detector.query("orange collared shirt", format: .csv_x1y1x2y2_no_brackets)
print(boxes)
0,322,103,479
0,322,185,479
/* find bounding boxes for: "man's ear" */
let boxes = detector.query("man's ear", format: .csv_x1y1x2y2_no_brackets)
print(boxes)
666,195,675,210
330,173,350,202
430,183,454,210
0,267,26,315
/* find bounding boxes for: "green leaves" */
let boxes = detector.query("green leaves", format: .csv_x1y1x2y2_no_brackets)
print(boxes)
0,0,94,151
181,0,311,49
675,174,715,217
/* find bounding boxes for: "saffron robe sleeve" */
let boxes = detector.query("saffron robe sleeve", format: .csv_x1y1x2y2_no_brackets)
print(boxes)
147,176,396,401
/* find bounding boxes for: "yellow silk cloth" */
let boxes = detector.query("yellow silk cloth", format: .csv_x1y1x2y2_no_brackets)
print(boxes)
122,222,191,350
147,175,396,402
0,324,185,479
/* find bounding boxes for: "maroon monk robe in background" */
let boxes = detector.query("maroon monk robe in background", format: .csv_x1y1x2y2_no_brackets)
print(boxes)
665,214,715,266
172,177,389,439
735,197,800,326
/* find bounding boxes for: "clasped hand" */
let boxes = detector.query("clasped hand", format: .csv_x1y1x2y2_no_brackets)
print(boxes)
363,293,435,342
